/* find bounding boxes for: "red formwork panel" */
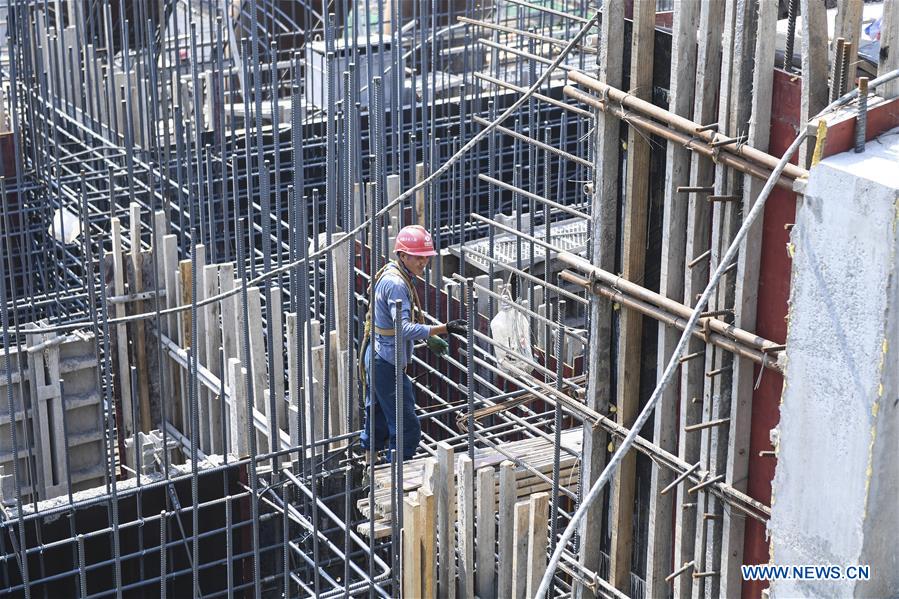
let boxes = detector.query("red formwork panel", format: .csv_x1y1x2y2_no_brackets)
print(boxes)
741,67,800,599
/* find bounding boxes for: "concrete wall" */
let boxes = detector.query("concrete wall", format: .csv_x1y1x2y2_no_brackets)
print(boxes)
769,128,899,598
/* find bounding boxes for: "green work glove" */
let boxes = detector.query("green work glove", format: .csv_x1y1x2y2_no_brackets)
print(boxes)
427,336,449,356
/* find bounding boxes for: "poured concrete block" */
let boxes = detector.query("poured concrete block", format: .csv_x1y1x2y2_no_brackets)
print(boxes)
770,129,899,598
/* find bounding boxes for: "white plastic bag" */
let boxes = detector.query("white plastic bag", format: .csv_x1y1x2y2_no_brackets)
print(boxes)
490,292,534,371
49,208,82,244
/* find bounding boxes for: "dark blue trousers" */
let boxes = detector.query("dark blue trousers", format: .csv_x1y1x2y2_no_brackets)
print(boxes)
360,347,421,460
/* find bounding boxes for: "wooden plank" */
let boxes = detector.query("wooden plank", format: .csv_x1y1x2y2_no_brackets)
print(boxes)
25,330,53,493
268,286,286,436
44,341,67,492
218,264,237,372
719,2,777,596
697,0,752,592
152,210,168,286
178,260,192,432
420,488,437,599
436,442,456,599
129,205,153,433
526,492,549,597
476,466,496,599
386,174,401,226
193,251,210,451
414,163,426,227
110,218,133,443
327,329,344,448
610,0,656,591
799,0,830,167
227,358,249,456
162,234,180,431
510,500,530,599
578,1,623,595
330,231,350,352
835,0,863,87
245,286,270,453
880,0,898,98
402,494,422,598
456,454,474,599
646,0,700,595
497,460,516,598
204,263,223,453
695,1,759,594
306,340,325,454
285,313,300,448
674,2,725,597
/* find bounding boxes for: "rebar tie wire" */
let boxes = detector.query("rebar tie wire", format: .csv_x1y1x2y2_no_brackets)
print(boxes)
534,66,899,599
20,7,605,340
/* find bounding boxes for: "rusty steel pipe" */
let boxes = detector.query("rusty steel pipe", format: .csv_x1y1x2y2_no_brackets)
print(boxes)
563,86,798,190
567,70,809,181
559,271,782,373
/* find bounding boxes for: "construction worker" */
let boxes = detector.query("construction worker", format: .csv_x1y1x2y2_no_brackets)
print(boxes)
359,224,467,462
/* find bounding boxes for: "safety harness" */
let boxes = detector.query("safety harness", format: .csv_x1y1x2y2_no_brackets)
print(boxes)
358,260,425,396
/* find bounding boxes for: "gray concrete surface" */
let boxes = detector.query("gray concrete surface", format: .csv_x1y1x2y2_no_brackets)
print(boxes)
770,128,899,598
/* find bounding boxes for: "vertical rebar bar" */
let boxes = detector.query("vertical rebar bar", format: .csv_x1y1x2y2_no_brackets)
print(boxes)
392,297,405,590
855,77,868,153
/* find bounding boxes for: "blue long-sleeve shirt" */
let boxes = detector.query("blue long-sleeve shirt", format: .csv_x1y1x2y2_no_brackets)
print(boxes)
372,263,431,367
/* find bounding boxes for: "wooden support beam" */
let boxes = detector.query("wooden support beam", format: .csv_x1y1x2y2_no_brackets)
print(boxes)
415,163,426,227
476,466,496,599
305,319,324,455
691,1,759,594
245,286,270,453
162,234,180,433
402,494,422,599
835,0,863,86
268,286,286,437
719,2,777,596
646,0,700,594
330,231,350,353
110,218,133,445
129,205,152,433
420,488,437,599
497,460,516,598
285,313,300,448
880,0,898,98
457,454,474,599
178,259,192,433
327,329,344,449
203,264,223,453
799,0,830,167
227,357,249,456
24,329,53,493
510,500,531,599
152,210,167,287
193,247,211,450
610,0,655,591
525,492,549,597
386,173,402,227
436,442,456,599
577,1,623,595
675,3,725,597
416,458,438,597
218,264,237,371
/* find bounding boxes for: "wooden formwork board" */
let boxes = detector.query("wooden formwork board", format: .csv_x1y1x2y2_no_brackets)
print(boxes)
356,428,582,537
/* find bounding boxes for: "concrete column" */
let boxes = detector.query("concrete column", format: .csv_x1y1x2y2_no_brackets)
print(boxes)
770,129,899,598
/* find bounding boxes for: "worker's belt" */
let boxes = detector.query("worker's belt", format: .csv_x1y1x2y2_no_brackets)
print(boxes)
374,326,396,336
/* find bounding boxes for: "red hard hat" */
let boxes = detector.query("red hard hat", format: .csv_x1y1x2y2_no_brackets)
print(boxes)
395,225,437,256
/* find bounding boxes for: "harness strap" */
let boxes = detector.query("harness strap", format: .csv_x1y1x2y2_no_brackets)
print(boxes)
359,261,425,397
